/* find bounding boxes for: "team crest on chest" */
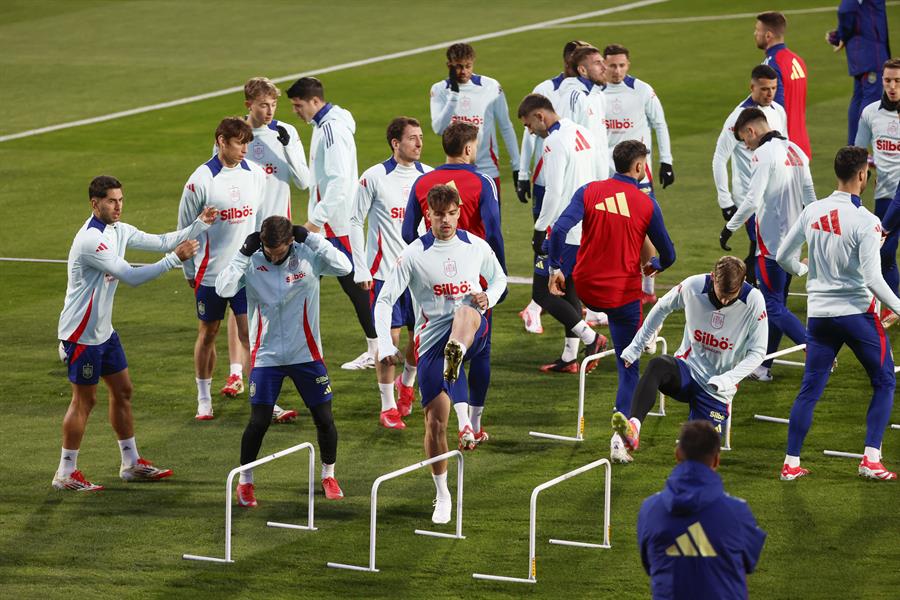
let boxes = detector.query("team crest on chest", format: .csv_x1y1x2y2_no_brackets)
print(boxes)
82,362,93,379
288,255,299,271
443,259,458,278
888,120,899,137
229,186,241,203
460,96,471,111
253,143,265,161
710,311,725,330
611,98,622,115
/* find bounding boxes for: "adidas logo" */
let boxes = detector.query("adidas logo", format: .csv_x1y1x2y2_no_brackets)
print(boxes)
665,522,718,557
790,58,806,81
95,243,108,253
256,265,269,271
594,192,631,217
810,209,842,235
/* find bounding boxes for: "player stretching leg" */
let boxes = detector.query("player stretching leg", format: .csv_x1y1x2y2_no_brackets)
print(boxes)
777,147,899,481
217,217,351,505
612,257,768,463
375,185,506,523
54,176,215,491
351,117,432,428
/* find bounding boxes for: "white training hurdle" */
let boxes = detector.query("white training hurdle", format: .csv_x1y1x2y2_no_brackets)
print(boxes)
750,344,807,427
327,449,465,573
823,450,864,459
473,458,612,584
183,442,317,564
529,337,668,443
892,424,900,430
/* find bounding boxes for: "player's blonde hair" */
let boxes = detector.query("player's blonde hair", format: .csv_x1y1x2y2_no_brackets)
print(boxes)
244,77,281,101
713,256,746,295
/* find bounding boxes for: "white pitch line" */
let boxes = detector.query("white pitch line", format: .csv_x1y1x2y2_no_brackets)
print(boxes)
0,0,667,144
543,2,900,29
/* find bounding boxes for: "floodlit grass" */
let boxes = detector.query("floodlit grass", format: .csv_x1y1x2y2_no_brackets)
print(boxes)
1,1,898,598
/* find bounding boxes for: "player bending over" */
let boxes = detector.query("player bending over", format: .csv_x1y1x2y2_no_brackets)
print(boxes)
776,146,899,481
54,175,215,491
216,217,351,506
375,185,507,524
611,256,768,463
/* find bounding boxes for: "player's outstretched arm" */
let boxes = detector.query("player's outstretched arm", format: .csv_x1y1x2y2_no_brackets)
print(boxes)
621,283,683,366
83,235,197,288
127,206,216,252
307,230,352,278
215,232,259,298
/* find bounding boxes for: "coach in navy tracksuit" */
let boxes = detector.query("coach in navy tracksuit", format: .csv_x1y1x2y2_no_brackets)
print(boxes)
638,421,767,600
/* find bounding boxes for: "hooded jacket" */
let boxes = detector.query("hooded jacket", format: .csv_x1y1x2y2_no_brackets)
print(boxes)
638,461,767,600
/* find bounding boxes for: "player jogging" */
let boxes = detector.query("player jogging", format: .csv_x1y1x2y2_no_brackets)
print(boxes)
776,146,899,481
350,117,432,430
179,117,288,421
611,257,768,464
287,76,379,371
375,185,507,524
53,175,215,491
720,107,816,382
712,64,786,284
216,217,351,505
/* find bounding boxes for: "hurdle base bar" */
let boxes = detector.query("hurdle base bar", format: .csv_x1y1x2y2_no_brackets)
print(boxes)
549,538,610,549
267,522,318,531
754,414,790,424
181,554,233,563
892,424,900,430
528,431,583,442
414,529,466,539
823,450,864,459
326,562,378,573
773,359,804,367
473,573,536,584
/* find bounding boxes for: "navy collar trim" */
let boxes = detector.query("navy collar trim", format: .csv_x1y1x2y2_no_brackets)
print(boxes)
312,103,333,125
547,120,562,135
880,93,899,112
613,172,640,186
438,163,477,172
766,42,786,56
87,215,107,232
758,130,786,147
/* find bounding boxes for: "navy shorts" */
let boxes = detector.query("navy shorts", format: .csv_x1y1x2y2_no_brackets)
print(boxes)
371,279,415,329
62,331,128,385
327,236,354,274
534,242,578,277
417,314,490,407
249,361,333,408
672,359,729,433
196,284,247,321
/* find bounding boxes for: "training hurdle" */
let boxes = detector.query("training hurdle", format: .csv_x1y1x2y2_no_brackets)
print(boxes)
473,458,612,584
327,450,464,573
183,442,317,564
750,344,806,427
530,337,668,443
892,424,900,430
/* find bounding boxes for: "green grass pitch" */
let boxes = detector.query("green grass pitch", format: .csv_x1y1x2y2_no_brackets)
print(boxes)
1,1,898,598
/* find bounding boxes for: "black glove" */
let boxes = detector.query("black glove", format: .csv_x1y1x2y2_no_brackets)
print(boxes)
448,66,460,93
292,225,309,244
240,232,262,257
659,163,675,188
275,125,290,147
532,229,547,256
721,206,737,221
516,177,531,204
719,227,733,251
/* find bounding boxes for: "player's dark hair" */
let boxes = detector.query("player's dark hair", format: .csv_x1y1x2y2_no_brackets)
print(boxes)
568,46,601,72
442,122,479,157
757,11,786,36
563,40,591,61
678,421,721,465
751,64,778,81
602,44,629,59
426,184,461,211
286,77,325,101
612,140,650,174
884,57,900,71
516,93,555,119
732,107,767,141
833,146,869,182
446,43,475,62
215,117,254,144
386,116,421,151
714,256,746,296
260,216,294,247
88,175,122,200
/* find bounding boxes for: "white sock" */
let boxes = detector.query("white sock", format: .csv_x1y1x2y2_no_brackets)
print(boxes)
273,404,285,414
379,382,396,411
322,462,335,479
454,402,472,432
196,377,212,401
864,446,881,462
469,406,484,432
433,471,450,499
642,274,655,295
118,437,140,467
571,320,597,345
526,299,541,313
784,454,800,468
229,363,242,378
401,363,417,387
239,469,253,484
58,447,78,477
630,417,642,433
366,337,378,357
561,338,579,362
